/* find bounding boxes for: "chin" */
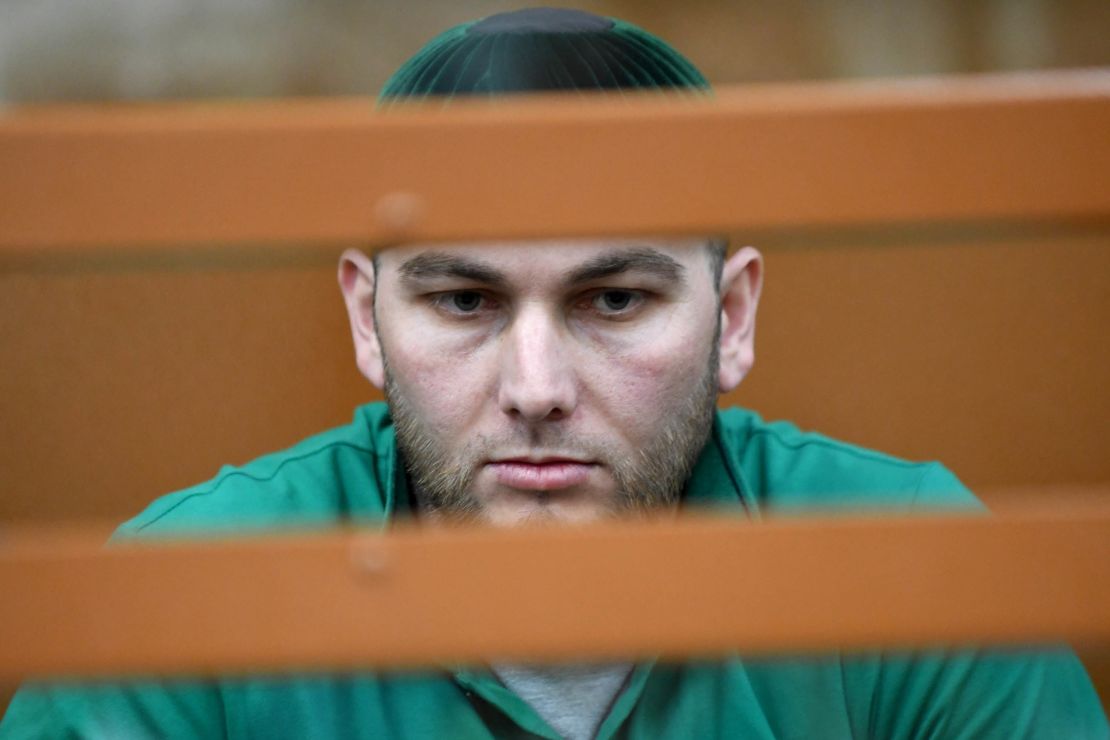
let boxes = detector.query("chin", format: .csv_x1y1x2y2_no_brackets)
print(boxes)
481,495,614,528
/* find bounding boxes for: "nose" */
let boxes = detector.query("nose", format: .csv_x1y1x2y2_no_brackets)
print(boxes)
497,305,578,423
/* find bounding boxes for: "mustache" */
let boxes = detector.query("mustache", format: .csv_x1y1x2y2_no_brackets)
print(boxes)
461,430,622,464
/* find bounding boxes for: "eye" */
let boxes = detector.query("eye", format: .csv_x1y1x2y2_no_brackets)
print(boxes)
430,290,496,317
591,289,643,315
450,291,483,312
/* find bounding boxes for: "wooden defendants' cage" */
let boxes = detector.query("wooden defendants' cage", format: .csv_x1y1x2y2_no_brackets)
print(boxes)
0,70,1108,708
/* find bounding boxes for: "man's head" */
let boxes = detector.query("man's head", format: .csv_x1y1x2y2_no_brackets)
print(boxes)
340,9,763,527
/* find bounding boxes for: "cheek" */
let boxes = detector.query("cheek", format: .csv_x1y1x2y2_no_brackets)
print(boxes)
586,313,716,431
380,321,493,436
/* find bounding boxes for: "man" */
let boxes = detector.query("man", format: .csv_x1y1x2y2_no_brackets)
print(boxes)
2,8,1106,739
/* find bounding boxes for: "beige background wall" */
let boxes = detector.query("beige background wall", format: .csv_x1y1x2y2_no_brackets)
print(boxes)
2,0,1109,104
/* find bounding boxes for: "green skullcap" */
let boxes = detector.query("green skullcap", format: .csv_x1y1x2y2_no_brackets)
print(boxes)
379,7,709,103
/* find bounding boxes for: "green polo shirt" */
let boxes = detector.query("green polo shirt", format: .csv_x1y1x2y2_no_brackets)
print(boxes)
2,404,1106,739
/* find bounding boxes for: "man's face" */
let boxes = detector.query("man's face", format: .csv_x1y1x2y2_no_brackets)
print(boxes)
366,238,725,527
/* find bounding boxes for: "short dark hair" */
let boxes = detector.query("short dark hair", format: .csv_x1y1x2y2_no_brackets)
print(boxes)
706,236,728,291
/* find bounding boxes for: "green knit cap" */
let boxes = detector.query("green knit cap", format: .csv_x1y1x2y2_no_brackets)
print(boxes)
379,7,709,104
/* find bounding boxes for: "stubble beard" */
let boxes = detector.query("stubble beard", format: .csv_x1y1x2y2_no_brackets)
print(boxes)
383,337,720,526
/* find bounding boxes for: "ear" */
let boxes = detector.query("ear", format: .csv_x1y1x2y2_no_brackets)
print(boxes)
717,246,764,393
338,249,385,388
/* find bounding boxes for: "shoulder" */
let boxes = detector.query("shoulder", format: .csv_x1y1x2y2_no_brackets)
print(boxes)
714,407,983,514
116,403,398,538
849,647,1109,738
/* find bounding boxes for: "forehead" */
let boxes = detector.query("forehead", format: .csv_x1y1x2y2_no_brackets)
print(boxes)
376,236,710,283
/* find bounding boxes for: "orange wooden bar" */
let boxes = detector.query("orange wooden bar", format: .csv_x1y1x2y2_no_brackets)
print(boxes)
1,507,1108,680
1,69,1108,253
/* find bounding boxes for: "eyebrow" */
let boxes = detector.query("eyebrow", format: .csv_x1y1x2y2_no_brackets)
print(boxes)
396,246,686,290
563,248,686,287
397,252,509,288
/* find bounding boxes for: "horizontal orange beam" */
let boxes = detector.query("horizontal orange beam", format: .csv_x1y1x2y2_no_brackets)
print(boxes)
1,507,1108,680
0,69,1107,252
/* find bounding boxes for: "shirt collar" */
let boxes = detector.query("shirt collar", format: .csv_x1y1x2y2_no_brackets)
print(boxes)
379,410,755,736
680,411,758,520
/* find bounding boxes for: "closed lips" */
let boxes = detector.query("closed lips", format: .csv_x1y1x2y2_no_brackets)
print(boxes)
487,459,595,490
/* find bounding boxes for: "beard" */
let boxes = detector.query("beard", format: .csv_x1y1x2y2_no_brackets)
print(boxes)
383,337,720,525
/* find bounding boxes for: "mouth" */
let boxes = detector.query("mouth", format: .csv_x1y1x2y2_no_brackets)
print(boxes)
486,456,596,491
